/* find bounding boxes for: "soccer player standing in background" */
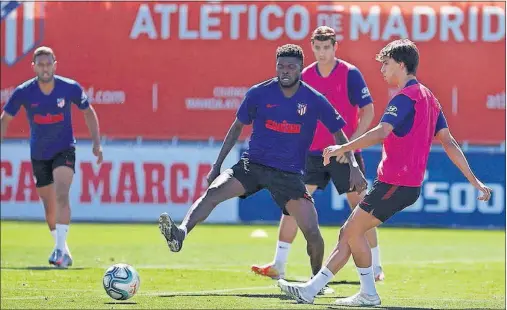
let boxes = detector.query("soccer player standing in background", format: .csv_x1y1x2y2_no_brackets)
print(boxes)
0,46,104,268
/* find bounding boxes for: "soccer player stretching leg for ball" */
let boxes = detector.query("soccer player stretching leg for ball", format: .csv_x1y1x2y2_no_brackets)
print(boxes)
278,39,492,306
252,26,384,286
158,44,367,279
1,46,103,268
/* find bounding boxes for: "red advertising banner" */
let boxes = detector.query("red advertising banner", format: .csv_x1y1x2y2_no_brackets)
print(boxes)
0,143,240,223
1,1,505,144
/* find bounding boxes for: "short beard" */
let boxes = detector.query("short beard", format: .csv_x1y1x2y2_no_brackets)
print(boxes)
37,75,54,84
279,77,300,89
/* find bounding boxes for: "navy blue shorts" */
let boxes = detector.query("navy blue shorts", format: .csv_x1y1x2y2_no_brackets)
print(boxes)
226,158,314,215
31,147,76,188
359,178,421,222
304,153,366,194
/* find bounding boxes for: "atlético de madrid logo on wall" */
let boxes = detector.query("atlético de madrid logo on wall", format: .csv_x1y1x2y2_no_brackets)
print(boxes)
1,1,45,67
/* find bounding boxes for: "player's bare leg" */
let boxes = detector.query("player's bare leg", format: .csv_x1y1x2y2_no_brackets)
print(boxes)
284,198,324,278
252,185,317,279
49,166,74,268
278,207,382,305
159,171,246,252
331,207,382,305
278,185,317,245
36,185,57,231
37,184,70,265
346,191,384,281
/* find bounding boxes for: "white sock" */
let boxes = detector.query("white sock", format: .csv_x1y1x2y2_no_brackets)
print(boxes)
178,225,187,238
357,266,377,296
51,229,71,255
55,224,69,252
273,241,291,270
305,267,334,296
371,246,381,268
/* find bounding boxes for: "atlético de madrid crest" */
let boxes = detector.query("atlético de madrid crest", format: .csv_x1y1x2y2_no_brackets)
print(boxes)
297,103,307,116
57,98,66,108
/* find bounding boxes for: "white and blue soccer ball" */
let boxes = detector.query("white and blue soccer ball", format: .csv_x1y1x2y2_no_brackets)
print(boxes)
103,263,140,300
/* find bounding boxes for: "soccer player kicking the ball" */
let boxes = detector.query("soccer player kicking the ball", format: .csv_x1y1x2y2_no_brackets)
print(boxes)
158,44,367,279
278,39,492,306
0,47,103,268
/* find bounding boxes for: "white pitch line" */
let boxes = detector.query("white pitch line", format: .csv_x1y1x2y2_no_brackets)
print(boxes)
2,287,102,292
1,285,276,300
0,264,248,273
140,285,276,297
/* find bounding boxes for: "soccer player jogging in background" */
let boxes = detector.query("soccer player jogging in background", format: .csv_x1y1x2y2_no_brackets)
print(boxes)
0,47,103,268
157,44,367,278
278,39,493,306
252,26,385,284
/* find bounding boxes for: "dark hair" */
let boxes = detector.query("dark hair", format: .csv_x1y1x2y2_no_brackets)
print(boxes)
33,46,56,62
376,39,419,75
276,44,304,64
311,26,336,45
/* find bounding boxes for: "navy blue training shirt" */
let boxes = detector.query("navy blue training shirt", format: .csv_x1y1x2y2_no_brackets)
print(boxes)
3,75,90,160
380,79,448,137
237,78,346,174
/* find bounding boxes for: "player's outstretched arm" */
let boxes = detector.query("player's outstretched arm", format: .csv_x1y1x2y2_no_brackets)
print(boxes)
82,106,103,164
323,122,392,166
0,112,14,142
436,128,492,201
333,130,359,167
207,118,244,185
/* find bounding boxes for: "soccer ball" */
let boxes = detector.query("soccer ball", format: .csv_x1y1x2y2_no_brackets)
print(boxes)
102,263,140,300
